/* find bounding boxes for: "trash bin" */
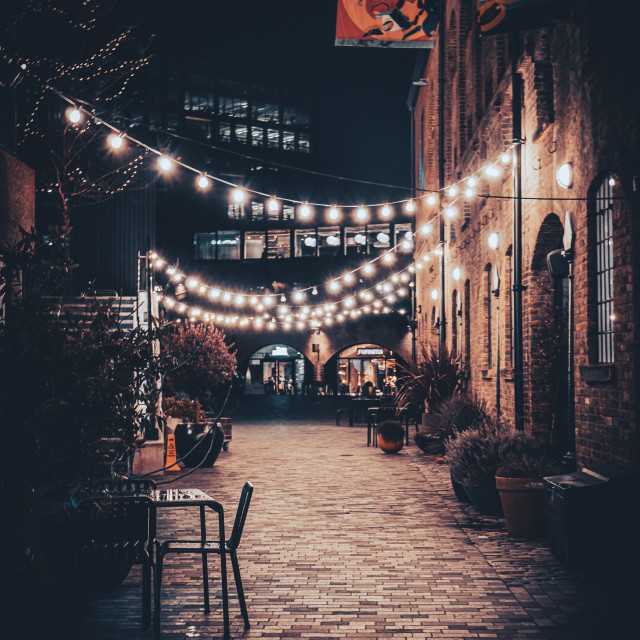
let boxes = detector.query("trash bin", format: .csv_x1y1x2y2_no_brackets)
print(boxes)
543,464,637,570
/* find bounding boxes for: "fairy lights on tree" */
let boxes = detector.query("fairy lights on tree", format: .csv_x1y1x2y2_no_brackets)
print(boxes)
2,0,152,243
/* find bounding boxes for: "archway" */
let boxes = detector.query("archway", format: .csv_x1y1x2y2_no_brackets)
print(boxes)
243,344,309,395
526,213,568,449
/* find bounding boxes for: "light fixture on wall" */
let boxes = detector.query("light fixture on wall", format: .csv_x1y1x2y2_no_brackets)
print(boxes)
452,267,462,281
487,232,500,250
556,162,573,189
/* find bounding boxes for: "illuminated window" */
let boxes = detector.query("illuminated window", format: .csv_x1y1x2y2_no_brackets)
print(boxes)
282,131,295,151
368,224,391,254
394,223,413,253
267,128,280,149
267,230,291,259
244,232,266,259
595,174,615,363
318,226,341,257
216,231,241,260
294,229,317,257
345,226,367,256
234,124,248,144
251,126,264,146
251,201,265,222
219,121,231,142
298,133,310,153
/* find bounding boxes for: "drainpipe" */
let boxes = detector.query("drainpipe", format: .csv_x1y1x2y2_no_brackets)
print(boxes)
438,0,447,350
510,32,525,431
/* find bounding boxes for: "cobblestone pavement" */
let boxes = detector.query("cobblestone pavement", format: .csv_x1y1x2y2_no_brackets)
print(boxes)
80,421,635,640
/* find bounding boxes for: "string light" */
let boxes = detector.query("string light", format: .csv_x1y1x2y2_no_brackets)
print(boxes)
328,206,341,222
197,174,210,190
298,203,312,220
158,155,173,172
355,206,368,222
67,107,82,123
380,204,392,219
426,194,437,206
405,200,416,213
232,187,246,204
108,133,123,149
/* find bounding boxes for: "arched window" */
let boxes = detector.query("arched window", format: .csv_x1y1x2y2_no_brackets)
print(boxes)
595,174,615,363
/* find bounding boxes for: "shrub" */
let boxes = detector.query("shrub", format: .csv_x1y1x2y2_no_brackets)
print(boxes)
445,428,554,487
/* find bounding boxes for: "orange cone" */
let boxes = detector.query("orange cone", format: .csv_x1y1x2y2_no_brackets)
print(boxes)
165,434,180,472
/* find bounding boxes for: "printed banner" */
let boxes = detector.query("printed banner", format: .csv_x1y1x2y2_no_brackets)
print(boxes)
477,0,574,37
335,0,439,48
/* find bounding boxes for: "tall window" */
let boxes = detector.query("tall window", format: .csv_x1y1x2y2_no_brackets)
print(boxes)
486,265,493,368
595,175,615,363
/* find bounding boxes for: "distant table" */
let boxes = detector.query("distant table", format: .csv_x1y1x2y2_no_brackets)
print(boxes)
349,398,384,425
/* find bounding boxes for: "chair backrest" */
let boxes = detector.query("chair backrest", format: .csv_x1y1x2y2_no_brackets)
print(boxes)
227,482,253,551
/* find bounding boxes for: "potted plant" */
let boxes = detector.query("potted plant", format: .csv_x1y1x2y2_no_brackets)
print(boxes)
445,426,505,515
395,345,461,452
377,420,405,454
495,443,560,538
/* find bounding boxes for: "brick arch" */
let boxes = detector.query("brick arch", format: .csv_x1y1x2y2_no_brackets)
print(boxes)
524,213,565,441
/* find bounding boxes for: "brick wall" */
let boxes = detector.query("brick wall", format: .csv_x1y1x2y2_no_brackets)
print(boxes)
412,2,639,469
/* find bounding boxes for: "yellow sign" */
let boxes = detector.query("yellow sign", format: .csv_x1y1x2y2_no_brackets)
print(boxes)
165,434,180,472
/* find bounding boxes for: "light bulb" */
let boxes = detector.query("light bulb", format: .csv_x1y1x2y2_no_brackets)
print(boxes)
304,236,317,247
355,206,368,222
467,177,478,187
380,204,392,219
431,289,438,300
267,197,279,212
158,155,173,172
197,174,210,189
446,186,458,197
343,272,355,284
67,107,81,123
293,291,304,303
405,200,416,213
483,165,501,178
298,203,312,219
354,233,366,245
326,235,340,246
376,232,390,243
311,287,318,295
452,267,462,281
464,187,475,198
426,194,437,206
363,264,374,275
444,206,457,219
328,206,341,222
328,280,340,293
232,187,246,204
421,223,433,235
488,231,500,250
608,176,616,187
108,133,123,149
383,253,394,264
501,152,511,164
186,278,198,289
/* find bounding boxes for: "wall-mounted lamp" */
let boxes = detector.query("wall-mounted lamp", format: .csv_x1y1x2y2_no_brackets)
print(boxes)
556,162,573,189
487,232,500,250
452,266,462,281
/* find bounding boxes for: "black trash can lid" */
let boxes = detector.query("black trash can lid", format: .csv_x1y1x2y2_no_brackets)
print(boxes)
543,471,606,491
582,462,635,484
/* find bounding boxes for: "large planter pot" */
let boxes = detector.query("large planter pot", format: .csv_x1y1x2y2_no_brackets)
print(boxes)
450,472,471,502
495,476,547,538
414,432,445,455
463,477,504,516
174,423,224,468
377,434,403,454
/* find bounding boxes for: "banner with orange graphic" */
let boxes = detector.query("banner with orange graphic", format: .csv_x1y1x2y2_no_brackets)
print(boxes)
335,0,439,48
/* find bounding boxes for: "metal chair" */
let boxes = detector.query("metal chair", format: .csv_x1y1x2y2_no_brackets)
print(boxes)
153,481,254,640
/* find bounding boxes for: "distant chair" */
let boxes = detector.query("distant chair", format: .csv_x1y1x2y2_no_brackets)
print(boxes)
153,481,254,640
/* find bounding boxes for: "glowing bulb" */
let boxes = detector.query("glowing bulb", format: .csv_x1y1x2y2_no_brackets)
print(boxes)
344,297,355,308
158,155,173,172
209,289,220,299
608,176,616,187
298,203,312,219
401,240,412,250
328,280,340,293
234,295,245,306
264,295,274,306
67,107,81,123
355,206,368,222
376,232,390,243
426,194,437,206
222,292,232,303
197,174,210,189
501,152,511,164
467,177,478,187
421,223,433,235
464,187,475,198
483,165,501,178
488,231,500,250
445,206,457,219
405,199,416,213
431,289,438,300
383,253,394,264
380,204,392,219
326,235,340,246
354,233,366,245
363,264,374,275
328,206,341,222
452,267,462,281
293,291,304,303
343,273,355,284
232,188,246,204
267,197,279,213
383,283,393,293
434,247,443,256
446,186,458,197
186,278,198,289
311,287,318,295
304,236,317,247
108,133,123,149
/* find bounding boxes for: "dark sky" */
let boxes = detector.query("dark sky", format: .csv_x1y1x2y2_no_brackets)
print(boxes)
141,0,417,196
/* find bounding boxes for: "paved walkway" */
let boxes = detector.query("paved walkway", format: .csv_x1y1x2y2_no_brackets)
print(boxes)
80,421,635,639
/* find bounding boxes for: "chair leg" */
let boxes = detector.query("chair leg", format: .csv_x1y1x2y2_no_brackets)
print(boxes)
142,555,152,630
230,551,249,630
154,554,163,640
219,552,231,640
199,506,210,614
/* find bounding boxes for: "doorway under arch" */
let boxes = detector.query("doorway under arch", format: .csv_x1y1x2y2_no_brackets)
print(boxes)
244,344,308,395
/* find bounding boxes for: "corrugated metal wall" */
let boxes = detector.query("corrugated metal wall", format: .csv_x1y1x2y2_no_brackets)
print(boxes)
71,169,156,295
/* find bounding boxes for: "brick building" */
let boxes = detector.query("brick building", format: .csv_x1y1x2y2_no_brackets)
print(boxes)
409,1,639,468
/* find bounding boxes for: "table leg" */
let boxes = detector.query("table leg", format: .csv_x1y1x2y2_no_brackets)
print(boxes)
200,505,210,614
